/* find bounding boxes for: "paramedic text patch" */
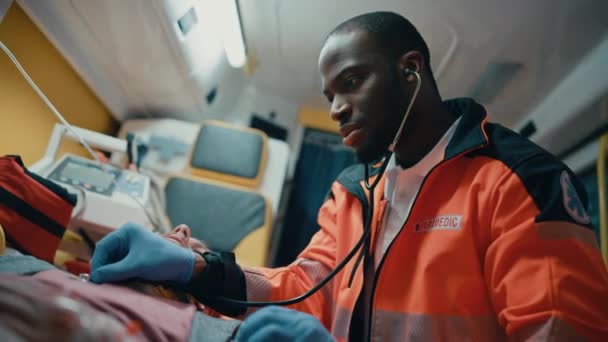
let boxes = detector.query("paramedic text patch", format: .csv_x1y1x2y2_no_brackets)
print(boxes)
414,215,462,232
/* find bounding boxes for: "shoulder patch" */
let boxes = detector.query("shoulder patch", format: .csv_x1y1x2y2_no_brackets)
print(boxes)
560,170,590,225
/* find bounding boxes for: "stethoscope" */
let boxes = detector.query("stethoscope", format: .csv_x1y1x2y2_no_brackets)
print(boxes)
215,69,422,308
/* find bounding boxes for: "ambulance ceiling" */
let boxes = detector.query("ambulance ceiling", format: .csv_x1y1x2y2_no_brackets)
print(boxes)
240,0,608,127
16,0,608,133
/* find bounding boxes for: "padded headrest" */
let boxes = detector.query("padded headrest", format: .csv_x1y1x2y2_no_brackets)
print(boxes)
189,121,267,188
165,177,269,252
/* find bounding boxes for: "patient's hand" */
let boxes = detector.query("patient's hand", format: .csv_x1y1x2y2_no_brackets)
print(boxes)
91,223,196,284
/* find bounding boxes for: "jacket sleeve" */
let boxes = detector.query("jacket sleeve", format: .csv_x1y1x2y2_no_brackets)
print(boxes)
241,184,341,328
484,159,608,341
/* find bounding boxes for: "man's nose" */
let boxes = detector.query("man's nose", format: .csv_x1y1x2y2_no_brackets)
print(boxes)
330,96,352,123
174,224,191,238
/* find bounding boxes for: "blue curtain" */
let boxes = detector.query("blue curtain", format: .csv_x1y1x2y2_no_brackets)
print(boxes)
274,129,357,266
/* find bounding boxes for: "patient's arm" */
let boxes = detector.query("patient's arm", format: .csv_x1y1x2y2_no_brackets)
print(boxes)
120,279,208,309
0,276,130,341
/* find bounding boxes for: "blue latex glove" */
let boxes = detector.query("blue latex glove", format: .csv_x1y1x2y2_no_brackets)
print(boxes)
237,306,335,342
90,222,195,284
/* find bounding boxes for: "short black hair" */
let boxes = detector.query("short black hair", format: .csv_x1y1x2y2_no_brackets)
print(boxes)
328,12,436,88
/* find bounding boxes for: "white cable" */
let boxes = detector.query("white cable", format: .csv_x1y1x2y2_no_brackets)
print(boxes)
0,41,102,164
388,70,422,152
0,40,164,232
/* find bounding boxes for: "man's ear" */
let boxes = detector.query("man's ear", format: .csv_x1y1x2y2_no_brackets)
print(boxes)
399,50,424,76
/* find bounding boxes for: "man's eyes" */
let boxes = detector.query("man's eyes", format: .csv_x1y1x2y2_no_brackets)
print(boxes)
324,74,365,103
344,75,362,89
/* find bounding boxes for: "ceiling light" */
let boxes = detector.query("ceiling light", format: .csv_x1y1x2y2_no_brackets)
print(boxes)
220,0,246,68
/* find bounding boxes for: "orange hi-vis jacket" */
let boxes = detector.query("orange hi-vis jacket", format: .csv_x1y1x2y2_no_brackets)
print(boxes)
244,98,608,341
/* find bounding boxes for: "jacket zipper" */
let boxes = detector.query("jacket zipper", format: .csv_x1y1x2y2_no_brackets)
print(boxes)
363,143,487,342
363,166,435,342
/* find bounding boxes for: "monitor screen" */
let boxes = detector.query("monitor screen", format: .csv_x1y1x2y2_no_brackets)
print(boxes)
61,163,115,189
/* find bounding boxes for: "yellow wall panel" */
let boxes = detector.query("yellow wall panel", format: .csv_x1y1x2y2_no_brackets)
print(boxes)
298,107,338,133
0,3,116,166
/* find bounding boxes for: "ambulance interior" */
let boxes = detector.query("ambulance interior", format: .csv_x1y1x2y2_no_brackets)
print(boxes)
0,0,607,327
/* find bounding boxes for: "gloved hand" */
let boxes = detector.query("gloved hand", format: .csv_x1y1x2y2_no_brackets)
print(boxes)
237,306,335,342
90,222,195,284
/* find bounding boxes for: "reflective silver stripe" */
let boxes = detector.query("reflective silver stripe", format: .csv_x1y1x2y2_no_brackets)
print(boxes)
243,258,334,316
372,311,505,341
332,307,352,339
509,316,585,341
243,268,273,316
244,268,273,302
536,221,599,250
295,258,334,309
244,258,333,303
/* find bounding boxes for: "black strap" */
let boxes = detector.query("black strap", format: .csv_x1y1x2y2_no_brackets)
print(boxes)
6,155,77,206
0,186,66,238
187,251,247,317
219,252,247,301
3,232,27,255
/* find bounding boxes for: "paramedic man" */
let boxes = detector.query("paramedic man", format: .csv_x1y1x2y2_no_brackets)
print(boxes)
91,11,608,341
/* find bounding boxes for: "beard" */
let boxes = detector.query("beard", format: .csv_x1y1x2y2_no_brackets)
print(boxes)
352,72,410,164
354,124,397,164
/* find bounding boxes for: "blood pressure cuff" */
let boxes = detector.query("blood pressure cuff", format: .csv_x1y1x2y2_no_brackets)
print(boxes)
187,251,247,317
0,155,76,263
